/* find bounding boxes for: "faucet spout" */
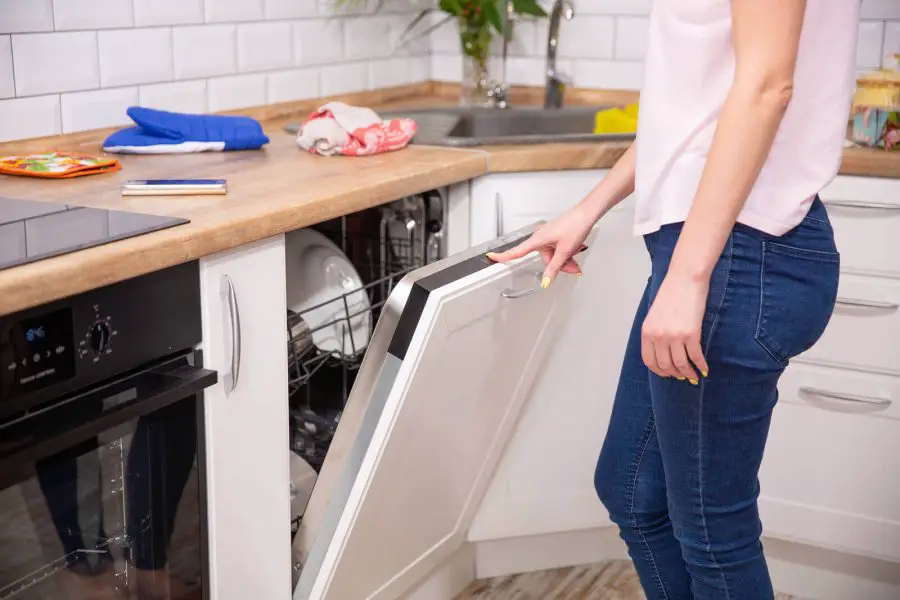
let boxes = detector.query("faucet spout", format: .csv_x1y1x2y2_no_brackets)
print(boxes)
545,0,574,109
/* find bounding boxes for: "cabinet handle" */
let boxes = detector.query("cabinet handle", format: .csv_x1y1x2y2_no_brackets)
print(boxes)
835,297,899,310
220,275,242,394
823,199,900,211
501,271,543,299
495,192,504,238
800,387,892,407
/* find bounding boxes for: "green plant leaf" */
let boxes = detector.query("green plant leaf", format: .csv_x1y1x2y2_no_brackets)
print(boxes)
484,0,504,34
512,0,547,17
439,0,463,16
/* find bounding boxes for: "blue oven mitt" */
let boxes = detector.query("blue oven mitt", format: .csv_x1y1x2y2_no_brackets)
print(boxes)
103,107,270,154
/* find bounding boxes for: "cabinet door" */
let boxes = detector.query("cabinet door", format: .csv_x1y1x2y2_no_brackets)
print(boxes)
469,170,612,246
293,231,591,600
470,196,649,541
759,362,900,562
200,236,292,600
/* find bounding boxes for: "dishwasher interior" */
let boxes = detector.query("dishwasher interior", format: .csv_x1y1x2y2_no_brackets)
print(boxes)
285,191,446,544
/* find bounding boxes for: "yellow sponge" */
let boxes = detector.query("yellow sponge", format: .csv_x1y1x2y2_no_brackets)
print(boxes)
594,103,639,135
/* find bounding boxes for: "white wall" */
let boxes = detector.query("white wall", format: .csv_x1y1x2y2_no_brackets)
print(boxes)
0,0,898,143
431,0,900,92
0,0,429,141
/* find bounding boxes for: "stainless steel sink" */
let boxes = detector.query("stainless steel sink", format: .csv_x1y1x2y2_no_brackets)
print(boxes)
284,106,636,147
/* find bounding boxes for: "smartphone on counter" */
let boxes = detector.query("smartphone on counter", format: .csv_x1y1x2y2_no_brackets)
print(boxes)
122,179,227,196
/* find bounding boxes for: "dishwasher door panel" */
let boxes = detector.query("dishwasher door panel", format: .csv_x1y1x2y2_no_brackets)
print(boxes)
293,227,595,600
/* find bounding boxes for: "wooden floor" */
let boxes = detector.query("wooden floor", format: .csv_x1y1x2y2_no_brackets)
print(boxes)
454,560,805,600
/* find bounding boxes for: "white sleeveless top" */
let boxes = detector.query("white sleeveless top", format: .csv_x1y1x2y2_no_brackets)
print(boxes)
634,0,861,236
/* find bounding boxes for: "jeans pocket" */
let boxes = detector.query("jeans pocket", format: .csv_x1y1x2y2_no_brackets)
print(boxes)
754,241,840,366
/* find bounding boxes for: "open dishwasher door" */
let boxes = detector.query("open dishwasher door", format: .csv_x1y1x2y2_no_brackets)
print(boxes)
293,227,596,600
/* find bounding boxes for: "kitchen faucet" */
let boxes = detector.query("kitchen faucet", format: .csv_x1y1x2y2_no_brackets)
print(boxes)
545,0,575,109
486,0,514,109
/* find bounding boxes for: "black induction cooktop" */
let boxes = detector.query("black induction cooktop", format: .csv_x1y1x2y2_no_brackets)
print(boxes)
0,197,188,271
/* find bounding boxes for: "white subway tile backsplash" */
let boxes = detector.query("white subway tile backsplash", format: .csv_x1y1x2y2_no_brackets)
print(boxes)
267,67,319,103
858,20,886,69
208,73,267,111
573,59,644,90
139,80,208,113
559,16,614,59
430,18,461,54
99,28,173,87
294,19,343,66
13,32,100,96
370,57,414,88
133,0,204,26
506,56,561,86
53,0,134,31
0,36,13,99
861,0,900,20
344,14,394,60
61,87,137,133
0,0,53,34
205,0,264,23
173,25,237,79
0,94,61,141
430,53,462,82
265,0,318,19
885,21,900,67
615,16,649,60
320,62,368,96
237,22,293,72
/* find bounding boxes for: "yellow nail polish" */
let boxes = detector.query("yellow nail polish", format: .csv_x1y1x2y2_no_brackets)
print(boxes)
701,370,709,378
677,377,685,381
576,271,583,277
690,379,699,386
540,276,551,289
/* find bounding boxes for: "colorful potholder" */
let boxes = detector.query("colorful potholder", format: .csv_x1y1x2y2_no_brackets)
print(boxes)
0,152,122,178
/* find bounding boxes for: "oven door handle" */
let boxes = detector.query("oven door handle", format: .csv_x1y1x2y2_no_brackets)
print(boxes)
0,354,217,475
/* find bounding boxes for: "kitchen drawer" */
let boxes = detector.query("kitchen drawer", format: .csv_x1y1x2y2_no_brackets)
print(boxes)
760,362,900,561
820,175,900,278
797,272,900,374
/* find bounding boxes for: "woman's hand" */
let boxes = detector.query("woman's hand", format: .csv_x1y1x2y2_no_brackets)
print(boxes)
485,204,594,288
641,271,711,383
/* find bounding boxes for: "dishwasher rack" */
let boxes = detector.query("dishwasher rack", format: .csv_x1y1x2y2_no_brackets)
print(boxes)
285,192,445,536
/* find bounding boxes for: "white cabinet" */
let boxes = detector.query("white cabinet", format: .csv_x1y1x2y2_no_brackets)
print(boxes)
199,236,292,600
759,362,900,562
467,171,649,541
468,170,612,248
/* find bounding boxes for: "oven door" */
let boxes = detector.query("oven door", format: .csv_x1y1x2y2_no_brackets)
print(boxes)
0,351,216,600
292,228,596,600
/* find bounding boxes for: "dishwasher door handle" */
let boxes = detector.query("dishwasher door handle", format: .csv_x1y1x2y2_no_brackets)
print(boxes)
220,275,242,394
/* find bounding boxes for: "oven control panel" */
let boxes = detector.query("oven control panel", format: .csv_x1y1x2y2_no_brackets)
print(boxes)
0,261,201,418
2,307,76,393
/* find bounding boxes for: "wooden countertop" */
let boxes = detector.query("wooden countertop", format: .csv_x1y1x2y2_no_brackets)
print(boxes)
0,84,898,316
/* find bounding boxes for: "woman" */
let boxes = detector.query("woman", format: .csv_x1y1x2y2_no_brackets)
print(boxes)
488,1,860,598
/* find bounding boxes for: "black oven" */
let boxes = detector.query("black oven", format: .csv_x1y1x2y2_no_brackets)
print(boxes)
0,262,216,600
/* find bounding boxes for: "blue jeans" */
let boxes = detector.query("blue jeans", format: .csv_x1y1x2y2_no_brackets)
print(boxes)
595,198,839,600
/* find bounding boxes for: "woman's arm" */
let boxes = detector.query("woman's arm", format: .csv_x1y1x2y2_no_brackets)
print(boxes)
577,142,637,222
668,0,807,281
487,142,636,282
641,0,807,382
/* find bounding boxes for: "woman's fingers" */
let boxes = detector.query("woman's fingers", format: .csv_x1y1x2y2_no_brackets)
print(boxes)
686,337,709,379
641,335,661,377
485,235,544,263
670,342,699,383
539,247,581,274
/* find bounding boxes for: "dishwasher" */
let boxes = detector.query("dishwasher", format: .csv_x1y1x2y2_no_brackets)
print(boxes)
284,191,593,599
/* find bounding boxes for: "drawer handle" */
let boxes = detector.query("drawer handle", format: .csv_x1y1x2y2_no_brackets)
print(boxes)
220,275,242,394
835,297,899,310
823,199,900,211
800,387,892,407
501,271,544,299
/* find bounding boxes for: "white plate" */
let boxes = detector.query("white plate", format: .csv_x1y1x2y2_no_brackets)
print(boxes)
285,229,372,356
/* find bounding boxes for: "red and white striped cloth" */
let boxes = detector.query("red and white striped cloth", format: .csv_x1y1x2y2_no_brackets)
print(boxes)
296,102,417,157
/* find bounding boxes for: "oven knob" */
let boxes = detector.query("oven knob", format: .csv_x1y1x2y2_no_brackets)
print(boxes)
89,322,112,355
